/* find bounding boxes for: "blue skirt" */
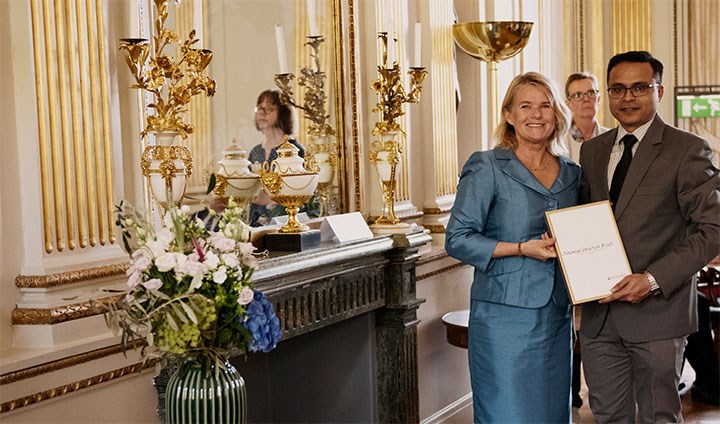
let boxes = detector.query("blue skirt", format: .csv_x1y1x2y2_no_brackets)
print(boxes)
468,299,572,423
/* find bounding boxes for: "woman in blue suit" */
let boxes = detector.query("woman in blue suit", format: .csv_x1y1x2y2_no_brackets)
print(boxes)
446,72,581,423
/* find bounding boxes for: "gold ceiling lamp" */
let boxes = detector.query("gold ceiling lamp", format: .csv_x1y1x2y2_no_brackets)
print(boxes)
452,21,533,128
120,0,216,208
369,31,427,232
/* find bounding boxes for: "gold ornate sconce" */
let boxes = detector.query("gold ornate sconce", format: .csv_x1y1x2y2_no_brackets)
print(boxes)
452,21,533,127
369,31,427,230
120,0,216,207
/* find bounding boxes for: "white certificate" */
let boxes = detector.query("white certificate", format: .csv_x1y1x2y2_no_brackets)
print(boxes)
545,201,632,304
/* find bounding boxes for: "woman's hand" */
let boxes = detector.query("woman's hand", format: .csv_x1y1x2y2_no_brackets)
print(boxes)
520,233,557,261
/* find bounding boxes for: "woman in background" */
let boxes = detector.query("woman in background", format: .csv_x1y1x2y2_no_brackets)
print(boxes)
445,72,579,423
247,89,305,226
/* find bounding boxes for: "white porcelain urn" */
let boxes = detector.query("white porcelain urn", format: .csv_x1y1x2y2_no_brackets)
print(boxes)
213,139,261,201
258,138,319,233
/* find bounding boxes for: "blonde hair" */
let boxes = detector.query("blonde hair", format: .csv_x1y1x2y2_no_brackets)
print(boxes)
494,72,571,156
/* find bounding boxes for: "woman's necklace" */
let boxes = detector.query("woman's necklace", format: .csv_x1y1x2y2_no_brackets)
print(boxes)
517,151,550,171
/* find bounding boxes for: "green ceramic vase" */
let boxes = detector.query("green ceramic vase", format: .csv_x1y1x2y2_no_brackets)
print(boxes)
165,359,246,424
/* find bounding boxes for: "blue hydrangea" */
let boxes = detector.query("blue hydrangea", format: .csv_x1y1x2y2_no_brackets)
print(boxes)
242,291,282,353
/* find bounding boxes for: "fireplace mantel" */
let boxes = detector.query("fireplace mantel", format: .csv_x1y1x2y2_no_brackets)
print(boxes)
154,230,432,423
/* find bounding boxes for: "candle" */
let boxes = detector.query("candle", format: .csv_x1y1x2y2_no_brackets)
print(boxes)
193,0,203,48
275,25,288,74
413,22,422,67
129,0,140,35
384,1,392,33
386,33,395,69
307,0,319,37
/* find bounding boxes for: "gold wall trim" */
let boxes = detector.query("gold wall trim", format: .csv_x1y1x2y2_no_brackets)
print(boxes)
0,359,156,414
673,0,677,87
423,224,446,234
333,0,350,213
15,262,129,289
0,342,145,386
346,0,361,212
579,0,585,70
423,206,452,214
430,0,459,199
30,0,116,253
11,295,118,325
417,262,468,281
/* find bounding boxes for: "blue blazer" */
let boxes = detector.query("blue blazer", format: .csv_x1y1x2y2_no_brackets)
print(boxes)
446,148,581,308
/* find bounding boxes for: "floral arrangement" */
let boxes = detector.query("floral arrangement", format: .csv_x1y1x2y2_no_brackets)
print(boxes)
106,198,281,367
119,0,216,138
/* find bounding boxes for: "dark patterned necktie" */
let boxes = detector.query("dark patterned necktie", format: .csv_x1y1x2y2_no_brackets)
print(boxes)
609,134,638,210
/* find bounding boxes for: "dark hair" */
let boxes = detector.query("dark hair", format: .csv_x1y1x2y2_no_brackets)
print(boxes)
255,89,293,135
606,51,663,84
564,72,599,97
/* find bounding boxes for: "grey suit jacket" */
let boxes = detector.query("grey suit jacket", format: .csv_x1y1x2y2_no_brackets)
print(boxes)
579,115,720,343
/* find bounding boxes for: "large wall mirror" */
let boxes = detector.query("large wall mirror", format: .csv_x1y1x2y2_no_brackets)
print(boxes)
197,0,351,225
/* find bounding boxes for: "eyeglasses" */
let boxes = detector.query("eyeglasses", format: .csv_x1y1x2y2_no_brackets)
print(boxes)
606,83,660,99
568,89,599,102
254,105,278,114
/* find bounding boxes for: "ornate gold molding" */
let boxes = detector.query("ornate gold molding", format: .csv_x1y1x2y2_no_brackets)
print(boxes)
416,262,468,281
11,295,119,325
332,0,350,213
0,359,156,414
0,342,145,385
423,224,446,234
15,262,128,289
423,206,452,215
345,0,361,212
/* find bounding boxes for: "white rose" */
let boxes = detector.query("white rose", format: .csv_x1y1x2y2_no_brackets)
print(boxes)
209,233,235,252
221,253,239,268
178,258,206,278
154,253,176,272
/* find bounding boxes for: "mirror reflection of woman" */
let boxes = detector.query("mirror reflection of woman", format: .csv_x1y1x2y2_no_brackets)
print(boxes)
248,90,308,226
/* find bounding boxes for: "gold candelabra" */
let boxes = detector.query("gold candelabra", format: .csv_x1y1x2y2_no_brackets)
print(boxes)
120,0,216,139
369,32,427,227
274,35,337,216
274,36,335,138
120,0,216,207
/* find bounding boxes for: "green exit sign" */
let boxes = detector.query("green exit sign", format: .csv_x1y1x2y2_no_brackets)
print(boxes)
676,95,720,118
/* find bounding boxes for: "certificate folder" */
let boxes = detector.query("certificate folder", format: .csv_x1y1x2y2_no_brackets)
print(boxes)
545,200,632,304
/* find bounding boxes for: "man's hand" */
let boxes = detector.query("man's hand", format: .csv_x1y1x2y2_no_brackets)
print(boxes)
598,273,652,304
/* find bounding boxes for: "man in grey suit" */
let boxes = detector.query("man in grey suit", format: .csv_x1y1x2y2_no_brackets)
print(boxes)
578,50,720,423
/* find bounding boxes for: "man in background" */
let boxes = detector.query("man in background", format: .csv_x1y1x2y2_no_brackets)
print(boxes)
564,72,609,163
